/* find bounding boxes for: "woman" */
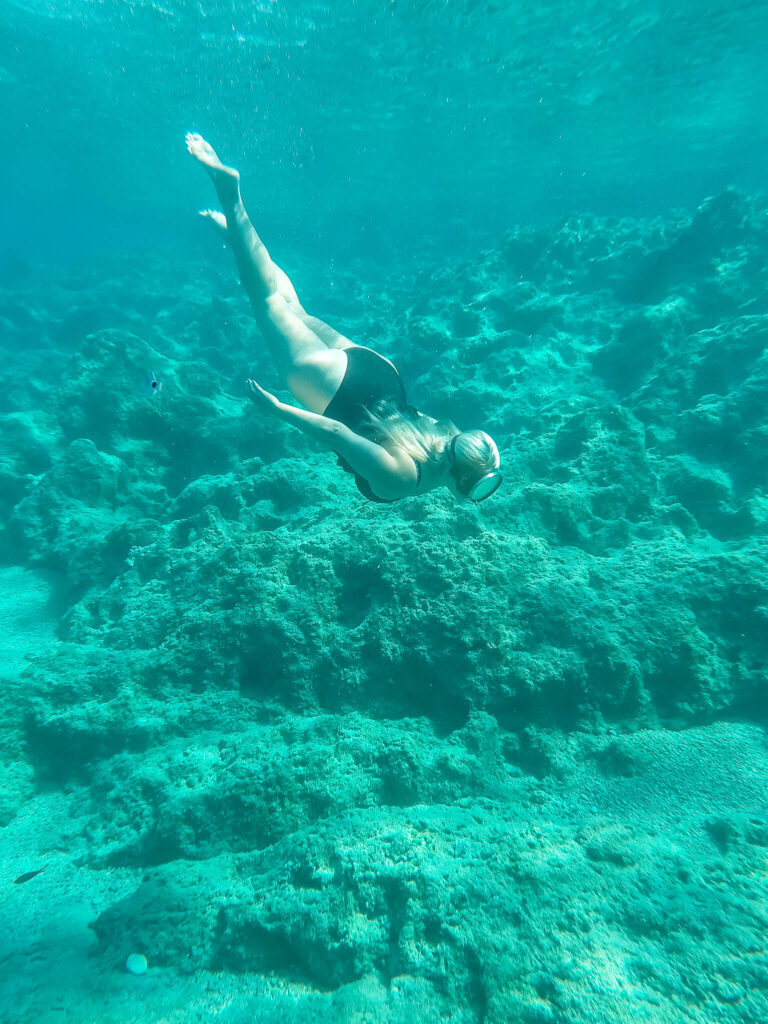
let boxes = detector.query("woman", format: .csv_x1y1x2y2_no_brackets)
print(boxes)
186,133,502,504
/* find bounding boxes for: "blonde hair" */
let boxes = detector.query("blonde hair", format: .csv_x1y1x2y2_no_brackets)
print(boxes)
451,430,501,474
363,401,457,464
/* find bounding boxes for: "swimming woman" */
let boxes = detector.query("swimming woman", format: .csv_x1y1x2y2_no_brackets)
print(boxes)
186,133,502,504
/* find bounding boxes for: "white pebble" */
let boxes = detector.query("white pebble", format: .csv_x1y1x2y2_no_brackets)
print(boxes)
125,952,148,976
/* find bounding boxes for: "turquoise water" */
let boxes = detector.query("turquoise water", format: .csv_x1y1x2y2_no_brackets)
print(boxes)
1,2,768,1022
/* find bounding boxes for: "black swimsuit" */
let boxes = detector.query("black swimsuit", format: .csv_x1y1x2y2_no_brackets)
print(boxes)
322,346,421,503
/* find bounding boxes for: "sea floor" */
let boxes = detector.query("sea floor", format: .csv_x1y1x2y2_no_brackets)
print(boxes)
1,192,767,1021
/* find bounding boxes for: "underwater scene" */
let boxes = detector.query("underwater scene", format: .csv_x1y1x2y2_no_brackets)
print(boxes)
1,1,768,1021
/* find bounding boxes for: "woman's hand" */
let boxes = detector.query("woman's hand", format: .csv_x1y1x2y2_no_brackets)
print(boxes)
246,379,283,415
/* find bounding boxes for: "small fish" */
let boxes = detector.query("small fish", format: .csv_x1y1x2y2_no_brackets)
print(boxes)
13,865,46,884
146,370,163,397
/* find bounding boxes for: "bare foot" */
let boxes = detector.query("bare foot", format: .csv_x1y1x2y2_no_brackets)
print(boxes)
199,209,228,241
185,133,240,204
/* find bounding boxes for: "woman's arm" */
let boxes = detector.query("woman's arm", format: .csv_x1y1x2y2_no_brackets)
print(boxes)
248,381,418,496
279,403,418,496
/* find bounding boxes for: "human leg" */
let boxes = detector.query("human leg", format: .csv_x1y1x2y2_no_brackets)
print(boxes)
187,134,347,411
199,209,303,311
199,208,356,349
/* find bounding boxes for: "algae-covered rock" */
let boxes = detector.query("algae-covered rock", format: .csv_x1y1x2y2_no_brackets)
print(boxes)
89,799,768,1022
3,193,768,1024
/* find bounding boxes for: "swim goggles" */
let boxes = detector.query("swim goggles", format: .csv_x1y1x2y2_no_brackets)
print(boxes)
449,436,503,502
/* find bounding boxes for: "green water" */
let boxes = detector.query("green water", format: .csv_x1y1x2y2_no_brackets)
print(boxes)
1,2,767,1021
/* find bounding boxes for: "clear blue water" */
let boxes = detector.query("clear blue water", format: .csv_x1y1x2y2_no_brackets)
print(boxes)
3,0,768,263
2,3,768,1022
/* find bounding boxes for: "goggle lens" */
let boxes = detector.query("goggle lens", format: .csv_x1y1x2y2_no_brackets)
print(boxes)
467,472,502,501
449,436,502,501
